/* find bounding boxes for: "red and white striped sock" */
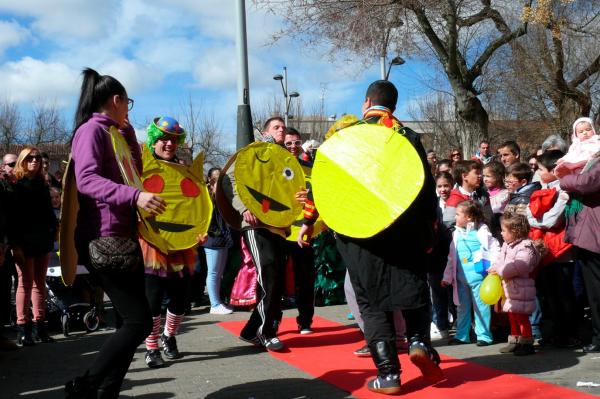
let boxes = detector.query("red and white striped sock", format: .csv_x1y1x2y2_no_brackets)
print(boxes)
164,310,184,337
145,315,162,350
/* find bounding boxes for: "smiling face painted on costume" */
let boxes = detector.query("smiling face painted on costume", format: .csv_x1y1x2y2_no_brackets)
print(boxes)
139,117,212,253
234,142,305,227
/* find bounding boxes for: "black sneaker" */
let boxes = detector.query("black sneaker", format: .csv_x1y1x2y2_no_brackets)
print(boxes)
161,334,181,359
239,332,261,347
264,337,285,352
447,338,469,345
408,339,444,384
145,349,165,368
353,344,371,357
367,373,401,395
298,324,313,335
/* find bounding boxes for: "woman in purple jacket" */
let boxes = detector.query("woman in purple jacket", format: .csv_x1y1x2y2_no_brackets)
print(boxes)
65,68,165,399
557,151,600,353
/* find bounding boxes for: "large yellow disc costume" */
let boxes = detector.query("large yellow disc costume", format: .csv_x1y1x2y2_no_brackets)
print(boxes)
311,123,425,238
107,125,212,253
138,146,212,253
234,142,305,228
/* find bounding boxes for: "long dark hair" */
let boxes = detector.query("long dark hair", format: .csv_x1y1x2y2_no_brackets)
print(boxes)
71,68,126,142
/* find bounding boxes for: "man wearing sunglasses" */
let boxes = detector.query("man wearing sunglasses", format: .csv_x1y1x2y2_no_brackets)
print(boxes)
2,154,17,183
0,153,17,350
280,128,316,335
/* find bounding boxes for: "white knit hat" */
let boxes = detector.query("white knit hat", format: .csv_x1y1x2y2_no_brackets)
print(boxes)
572,117,596,139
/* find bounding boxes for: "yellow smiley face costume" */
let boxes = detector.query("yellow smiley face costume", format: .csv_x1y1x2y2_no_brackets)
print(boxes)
234,142,305,228
138,146,212,253
311,123,425,238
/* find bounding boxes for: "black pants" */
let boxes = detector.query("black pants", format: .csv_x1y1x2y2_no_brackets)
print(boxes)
85,267,152,396
339,239,430,348
0,253,16,326
240,228,286,342
285,241,315,328
145,274,186,317
538,262,579,339
578,249,600,345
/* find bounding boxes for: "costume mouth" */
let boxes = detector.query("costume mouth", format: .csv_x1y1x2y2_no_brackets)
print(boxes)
147,218,194,232
254,153,270,163
245,185,290,213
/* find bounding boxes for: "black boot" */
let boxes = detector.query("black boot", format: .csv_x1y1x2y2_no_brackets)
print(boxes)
366,340,401,395
408,335,444,384
65,374,96,398
16,323,35,347
34,320,55,343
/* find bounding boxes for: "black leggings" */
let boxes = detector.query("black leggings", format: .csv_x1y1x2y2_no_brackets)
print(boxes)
145,273,186,316
85,267,152,396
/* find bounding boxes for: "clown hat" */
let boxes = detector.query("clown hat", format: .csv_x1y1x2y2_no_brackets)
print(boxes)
153,116,185,136
147,116,186,148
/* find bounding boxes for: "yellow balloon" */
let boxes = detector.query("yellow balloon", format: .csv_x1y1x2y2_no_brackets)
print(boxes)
480,274,503,305
234,142,305,228
312,123,425,238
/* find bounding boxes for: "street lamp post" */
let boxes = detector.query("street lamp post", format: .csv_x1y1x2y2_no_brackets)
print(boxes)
384,56,405,80
273,67,300,126
235,0,253,149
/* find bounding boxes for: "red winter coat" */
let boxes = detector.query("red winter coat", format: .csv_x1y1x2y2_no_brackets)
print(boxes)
527,187,572,266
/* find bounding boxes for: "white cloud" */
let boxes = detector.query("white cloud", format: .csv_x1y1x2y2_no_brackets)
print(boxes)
0,20,29,56
100,58,163,94
0,57,79,105
0,0,117,39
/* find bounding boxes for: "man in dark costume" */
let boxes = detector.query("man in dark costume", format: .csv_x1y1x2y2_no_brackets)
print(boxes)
335,80,443,394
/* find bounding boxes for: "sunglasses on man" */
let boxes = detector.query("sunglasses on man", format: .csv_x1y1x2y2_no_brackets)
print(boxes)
4,162,16,168
285,140,302,148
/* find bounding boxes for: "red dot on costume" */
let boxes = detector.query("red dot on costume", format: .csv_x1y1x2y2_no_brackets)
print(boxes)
382,118,393,128
143,175,165,193
180,178,200,197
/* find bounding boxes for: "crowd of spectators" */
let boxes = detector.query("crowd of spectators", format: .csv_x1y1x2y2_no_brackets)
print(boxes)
1,114,599,392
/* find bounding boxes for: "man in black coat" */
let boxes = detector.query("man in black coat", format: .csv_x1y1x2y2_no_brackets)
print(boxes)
335,80,443,394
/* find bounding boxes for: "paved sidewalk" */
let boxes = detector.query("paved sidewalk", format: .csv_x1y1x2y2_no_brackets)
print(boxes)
1,304,599,398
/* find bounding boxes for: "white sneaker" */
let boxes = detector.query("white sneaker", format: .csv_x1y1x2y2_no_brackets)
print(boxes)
209,304,233,315
430,321,450,340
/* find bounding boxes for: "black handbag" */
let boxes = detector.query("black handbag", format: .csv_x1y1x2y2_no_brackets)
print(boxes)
88,237,141,272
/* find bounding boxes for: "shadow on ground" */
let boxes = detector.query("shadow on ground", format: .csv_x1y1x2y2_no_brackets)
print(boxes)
205,377,352,399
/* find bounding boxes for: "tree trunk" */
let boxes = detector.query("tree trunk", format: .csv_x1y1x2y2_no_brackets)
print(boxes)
452,85,489,158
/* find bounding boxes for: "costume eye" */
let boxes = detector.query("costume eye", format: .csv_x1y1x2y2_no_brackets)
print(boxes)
282,167,294,180
181,177,200,197
143,174,164,193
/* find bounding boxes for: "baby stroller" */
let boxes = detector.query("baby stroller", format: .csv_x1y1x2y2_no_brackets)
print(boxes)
46,263,100,337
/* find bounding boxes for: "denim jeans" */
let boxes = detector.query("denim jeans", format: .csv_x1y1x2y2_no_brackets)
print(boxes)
205,248,228,307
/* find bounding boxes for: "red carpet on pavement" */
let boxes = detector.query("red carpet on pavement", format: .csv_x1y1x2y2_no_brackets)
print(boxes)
219,316,596,398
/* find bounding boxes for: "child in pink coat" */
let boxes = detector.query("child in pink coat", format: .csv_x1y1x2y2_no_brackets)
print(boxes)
488,213,541,356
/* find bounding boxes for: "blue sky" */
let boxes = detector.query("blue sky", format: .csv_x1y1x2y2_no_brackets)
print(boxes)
0,0,434,149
